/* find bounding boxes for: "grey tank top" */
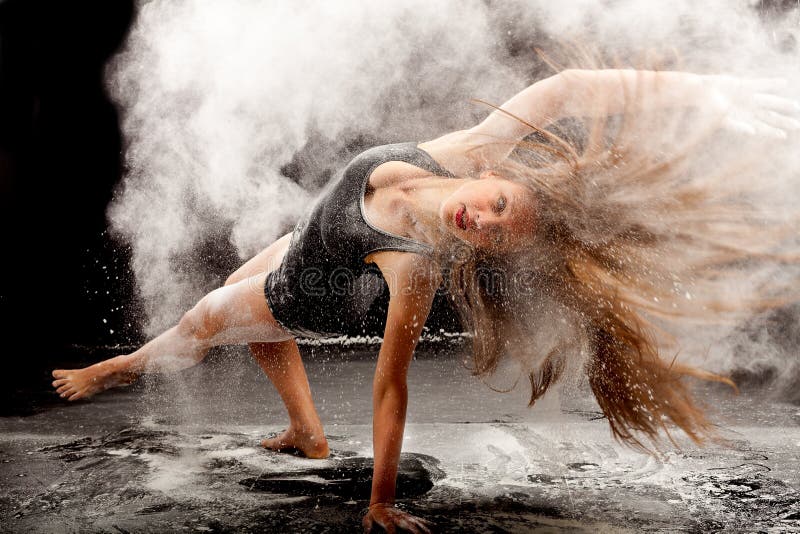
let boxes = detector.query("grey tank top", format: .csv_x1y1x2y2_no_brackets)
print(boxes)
264,142,454,337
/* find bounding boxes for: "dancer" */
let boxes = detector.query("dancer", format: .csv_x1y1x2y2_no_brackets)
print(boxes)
52,67,800,533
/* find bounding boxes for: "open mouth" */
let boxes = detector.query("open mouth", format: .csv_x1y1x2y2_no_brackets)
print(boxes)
455,205,469,230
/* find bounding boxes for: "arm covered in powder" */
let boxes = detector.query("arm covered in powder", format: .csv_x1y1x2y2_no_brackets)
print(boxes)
444,68,800,164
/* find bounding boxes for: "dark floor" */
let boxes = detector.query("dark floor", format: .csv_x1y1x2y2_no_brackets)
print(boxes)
2,343,800,533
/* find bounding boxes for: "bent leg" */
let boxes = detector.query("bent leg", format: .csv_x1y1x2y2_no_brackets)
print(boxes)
221,242,329,458
218,235,329,457
250,340,329,458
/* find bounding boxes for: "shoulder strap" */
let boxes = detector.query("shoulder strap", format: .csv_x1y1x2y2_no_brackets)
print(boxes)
403,143,455,178
354,142,455,257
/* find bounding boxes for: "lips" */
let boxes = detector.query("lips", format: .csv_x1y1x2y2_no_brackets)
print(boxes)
455,205,469,230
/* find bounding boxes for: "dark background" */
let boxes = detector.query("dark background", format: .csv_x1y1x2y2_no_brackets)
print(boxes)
0,0,796,415
0,0,138,413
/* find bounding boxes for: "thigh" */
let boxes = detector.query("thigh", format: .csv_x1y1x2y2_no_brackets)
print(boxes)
225,232,293,286
203,270,294,344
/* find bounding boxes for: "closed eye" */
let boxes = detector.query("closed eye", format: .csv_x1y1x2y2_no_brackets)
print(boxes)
495,196,507,214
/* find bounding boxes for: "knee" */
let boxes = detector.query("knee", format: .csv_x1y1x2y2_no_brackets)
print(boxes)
178,297,221,343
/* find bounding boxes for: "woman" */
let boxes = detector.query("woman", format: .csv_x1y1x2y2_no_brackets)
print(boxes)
52,68,800,533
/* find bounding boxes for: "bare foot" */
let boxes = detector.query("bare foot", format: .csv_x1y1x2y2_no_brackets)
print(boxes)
261,426,330,459
52,362,137,401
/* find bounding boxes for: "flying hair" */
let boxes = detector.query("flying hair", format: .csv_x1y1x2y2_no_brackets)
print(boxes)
437,48,800,452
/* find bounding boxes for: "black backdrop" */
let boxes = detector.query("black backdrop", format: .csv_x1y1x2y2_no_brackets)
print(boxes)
0,0,136,411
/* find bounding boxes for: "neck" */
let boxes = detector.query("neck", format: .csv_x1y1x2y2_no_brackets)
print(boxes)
397,176,469,245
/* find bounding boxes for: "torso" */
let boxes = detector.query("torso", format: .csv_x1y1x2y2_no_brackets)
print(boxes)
264,142,457,337
362,160,435,265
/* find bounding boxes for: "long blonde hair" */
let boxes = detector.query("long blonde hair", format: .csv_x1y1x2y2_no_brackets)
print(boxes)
438,67,799,450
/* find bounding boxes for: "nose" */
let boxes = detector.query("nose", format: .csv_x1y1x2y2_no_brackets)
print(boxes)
473,208,501,231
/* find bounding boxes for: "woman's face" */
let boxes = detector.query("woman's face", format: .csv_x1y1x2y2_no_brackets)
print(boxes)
439,171,537,253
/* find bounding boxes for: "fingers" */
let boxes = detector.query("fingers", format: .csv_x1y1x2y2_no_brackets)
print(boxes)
362,514,373,533
401,516,433,534
363,506,433,534
724,116,791,139
749,119,789,139
746,119,789,139
742,76,789,93
719,84,800,138
756,109,800,132
753,93,800,115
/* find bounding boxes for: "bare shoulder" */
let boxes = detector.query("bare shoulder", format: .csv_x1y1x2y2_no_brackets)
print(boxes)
417,129,494,177
365,250,441,298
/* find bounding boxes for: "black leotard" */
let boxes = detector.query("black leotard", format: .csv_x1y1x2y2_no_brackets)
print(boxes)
264,142,454,338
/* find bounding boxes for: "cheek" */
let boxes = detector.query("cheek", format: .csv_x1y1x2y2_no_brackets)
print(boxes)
450,182,482,204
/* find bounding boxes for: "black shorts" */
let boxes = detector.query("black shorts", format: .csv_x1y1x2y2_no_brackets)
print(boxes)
264,222,386,338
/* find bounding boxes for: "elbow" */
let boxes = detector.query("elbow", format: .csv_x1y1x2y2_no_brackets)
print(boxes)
373,379,408,407
554,68,587,82
553,68,600,92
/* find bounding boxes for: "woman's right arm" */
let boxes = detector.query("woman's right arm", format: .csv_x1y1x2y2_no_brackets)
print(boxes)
473,69,799,139
420,69,675,172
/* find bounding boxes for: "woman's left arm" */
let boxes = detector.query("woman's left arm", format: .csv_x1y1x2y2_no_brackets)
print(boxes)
362,252,440,534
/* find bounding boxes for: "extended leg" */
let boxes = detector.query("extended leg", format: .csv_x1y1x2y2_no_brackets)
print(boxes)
52,271,291,400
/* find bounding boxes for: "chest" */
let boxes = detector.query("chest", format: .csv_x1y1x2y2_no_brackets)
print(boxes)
361,161,430,241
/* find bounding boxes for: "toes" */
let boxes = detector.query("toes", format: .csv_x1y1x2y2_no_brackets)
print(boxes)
261,438,281,450
261,431,289,449
52,370,68,379
67,391,83,401
261,438,306,457
52,379,68,388
56,384,71,394
262,439,289,451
